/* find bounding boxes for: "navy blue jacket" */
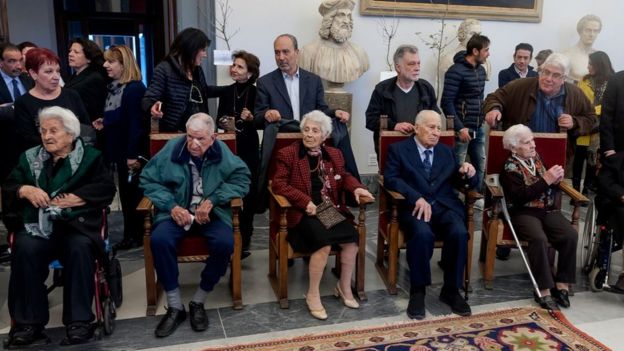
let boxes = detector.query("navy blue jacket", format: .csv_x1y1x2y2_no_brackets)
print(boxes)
441,51,487,131
383,137,477,219
498,63,538,88
103,81,148,164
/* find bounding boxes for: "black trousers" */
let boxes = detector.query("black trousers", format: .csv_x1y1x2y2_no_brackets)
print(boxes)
572,145,596,191
116,162,144,243
9,232,96,326
511,210,578,289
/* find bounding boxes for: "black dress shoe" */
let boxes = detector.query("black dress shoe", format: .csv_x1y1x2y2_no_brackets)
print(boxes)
114,238,140,251
189,301,208,331
61,322,93,345
550,288,571,308
439,289,471,316
496,247,511,260
155,306,187,337
406,291,426,320
534,293,560,311
241,251,251,259
7,325,48,347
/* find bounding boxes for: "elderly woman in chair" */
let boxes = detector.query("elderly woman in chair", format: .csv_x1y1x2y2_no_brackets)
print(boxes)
500,124,578,310
272,110,374,320
3,106,115,347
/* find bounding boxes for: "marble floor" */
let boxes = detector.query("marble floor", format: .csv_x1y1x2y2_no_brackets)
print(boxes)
1,193,623,350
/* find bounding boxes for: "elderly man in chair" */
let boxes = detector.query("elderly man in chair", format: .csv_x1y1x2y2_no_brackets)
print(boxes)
384,110,478,320
140,113,250,338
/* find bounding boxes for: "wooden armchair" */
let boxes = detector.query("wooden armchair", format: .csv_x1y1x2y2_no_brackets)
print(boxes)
376,115,481,295
137,132,243,315
267,133,374,308
480,131,590,289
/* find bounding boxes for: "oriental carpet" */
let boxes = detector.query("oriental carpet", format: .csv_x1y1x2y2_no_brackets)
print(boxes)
206,306,610,351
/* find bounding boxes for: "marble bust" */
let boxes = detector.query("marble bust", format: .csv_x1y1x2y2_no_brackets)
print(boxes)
563,14,602,82
299,0,369,84
439,18,492,81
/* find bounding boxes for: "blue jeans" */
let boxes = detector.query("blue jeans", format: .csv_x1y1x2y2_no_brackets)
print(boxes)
151,218,233,292
454,125,485,192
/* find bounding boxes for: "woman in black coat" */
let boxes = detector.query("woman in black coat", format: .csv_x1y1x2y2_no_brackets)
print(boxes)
206,50,261,255
142,27,211,132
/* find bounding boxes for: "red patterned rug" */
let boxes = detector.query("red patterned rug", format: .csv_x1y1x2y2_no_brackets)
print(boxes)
206,306,610,351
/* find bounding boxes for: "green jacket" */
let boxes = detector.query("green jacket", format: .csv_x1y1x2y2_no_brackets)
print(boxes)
140,136,250,227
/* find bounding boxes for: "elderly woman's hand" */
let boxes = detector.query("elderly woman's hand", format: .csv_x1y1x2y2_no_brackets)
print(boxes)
195,199,213,224
18,185,50,208
305,201,317,216
50,193,86,208
543,165,564,185
353,188,374,203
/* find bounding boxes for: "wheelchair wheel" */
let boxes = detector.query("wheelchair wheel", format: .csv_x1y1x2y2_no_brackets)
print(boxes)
103,298,116,335
108,257,123,308
581,202,597,273
589,267,606,292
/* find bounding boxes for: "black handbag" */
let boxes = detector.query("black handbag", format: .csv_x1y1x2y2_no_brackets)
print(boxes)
315,198,345,229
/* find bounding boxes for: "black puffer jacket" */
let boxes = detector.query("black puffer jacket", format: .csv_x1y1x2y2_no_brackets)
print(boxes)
142,56,209,132
365,76,440,155
441,51,487,131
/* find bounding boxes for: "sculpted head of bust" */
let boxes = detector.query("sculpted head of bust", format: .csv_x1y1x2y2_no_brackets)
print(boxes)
318,0,355,44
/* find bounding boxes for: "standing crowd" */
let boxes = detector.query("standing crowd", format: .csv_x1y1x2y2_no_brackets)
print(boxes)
0,9,622,348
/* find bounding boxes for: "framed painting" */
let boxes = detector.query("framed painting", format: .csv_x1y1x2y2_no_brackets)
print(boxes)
360,0,543,23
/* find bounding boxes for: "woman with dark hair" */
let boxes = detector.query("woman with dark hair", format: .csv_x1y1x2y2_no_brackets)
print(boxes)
142,27,211,132
94,45,148,250
573,51,615,194
205,50,260,256
65,38,108,123
13,48,89,161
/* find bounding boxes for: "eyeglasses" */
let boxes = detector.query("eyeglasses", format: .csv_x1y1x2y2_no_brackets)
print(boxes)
539,68,564,80
189,84,204,104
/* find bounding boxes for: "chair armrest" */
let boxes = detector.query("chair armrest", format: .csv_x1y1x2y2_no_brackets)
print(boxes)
268,185,292,208
378,177,406,202
137,196,153,214
230,198,242,208
486,184,504,199
559,181,590,205
356,195,375,206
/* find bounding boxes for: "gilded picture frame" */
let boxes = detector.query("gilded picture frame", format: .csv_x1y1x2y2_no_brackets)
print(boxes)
360,0,543,23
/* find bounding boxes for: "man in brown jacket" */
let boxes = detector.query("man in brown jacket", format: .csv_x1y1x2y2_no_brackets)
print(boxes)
484,52,596,136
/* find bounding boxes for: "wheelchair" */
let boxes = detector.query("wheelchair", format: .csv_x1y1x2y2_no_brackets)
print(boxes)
3,209,122,349
580,201,623,292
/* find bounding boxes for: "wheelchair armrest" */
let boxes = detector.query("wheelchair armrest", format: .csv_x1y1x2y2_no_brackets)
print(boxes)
137,196,153,214
559,181,590,205
268,185,292,208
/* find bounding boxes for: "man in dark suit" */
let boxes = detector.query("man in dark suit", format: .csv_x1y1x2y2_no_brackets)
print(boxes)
255,33,359,208
498,43,538,88
384,110,477,320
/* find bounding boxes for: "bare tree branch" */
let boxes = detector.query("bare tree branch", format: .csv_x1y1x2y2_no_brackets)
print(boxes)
200,0,239,51
377,5,400,71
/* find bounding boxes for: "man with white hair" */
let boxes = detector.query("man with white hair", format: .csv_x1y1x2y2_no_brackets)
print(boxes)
299,0,369,84
484,53,595,135
384,110,478,320
140,113,250,337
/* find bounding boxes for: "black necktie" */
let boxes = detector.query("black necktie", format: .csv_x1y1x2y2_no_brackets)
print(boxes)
11,78,21,101
423,149,432,177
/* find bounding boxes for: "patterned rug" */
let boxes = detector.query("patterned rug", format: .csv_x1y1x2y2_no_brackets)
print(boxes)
207,306,610,351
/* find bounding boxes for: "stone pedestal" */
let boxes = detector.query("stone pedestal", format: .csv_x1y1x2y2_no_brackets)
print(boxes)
324,82,352,128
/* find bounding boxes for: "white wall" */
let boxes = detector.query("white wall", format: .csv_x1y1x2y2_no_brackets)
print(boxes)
210,0,624,174
6,0,56,50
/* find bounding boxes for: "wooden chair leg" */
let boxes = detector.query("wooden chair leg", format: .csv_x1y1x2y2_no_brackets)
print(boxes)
231,210,243,310
355,205,367,301
482,219,500,289
142,213,160,316
387,220,399,295
277,214,289,308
